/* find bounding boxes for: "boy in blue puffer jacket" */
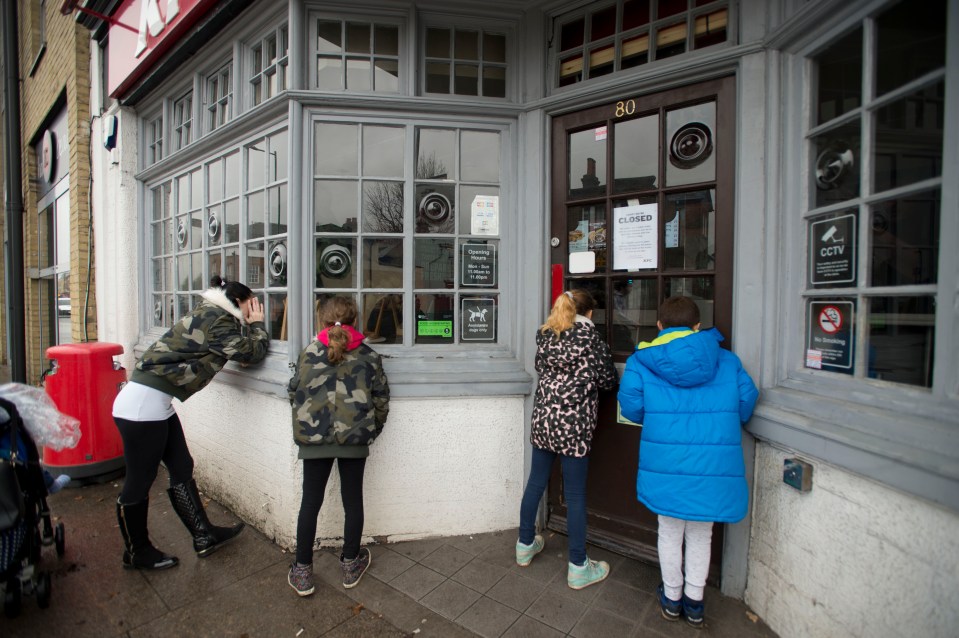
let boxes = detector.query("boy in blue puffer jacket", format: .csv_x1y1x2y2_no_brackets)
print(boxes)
617,296,758,629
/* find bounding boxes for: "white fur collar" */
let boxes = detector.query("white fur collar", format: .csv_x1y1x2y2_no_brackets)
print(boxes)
200,288,244,323
575,314,594,326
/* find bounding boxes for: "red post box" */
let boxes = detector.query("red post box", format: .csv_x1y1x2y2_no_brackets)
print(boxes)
42,342,126,482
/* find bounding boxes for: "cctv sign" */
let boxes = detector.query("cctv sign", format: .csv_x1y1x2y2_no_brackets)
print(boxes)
810,213,856,286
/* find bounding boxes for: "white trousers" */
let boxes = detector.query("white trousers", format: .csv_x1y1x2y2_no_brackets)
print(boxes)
657,515,713,601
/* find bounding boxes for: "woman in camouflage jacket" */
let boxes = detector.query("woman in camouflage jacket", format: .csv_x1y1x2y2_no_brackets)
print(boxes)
111,277,269,571
286,296,389,596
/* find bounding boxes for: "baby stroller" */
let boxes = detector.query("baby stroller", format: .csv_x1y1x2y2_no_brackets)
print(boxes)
0,396,65,618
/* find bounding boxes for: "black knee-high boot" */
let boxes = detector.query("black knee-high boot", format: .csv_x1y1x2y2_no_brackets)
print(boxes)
116,498,179,570
167,479,244,557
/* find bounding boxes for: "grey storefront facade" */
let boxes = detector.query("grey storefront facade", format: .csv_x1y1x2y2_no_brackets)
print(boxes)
72,1,957,636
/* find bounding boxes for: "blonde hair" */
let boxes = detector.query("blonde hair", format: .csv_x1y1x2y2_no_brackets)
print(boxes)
540,289,596,338
321,297,358,364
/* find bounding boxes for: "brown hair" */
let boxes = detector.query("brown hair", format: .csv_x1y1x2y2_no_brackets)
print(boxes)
658,296,700,329
321,297,358,364
540,289,596,338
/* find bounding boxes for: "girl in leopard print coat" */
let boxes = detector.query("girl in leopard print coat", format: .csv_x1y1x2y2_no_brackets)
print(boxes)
516,288,617,588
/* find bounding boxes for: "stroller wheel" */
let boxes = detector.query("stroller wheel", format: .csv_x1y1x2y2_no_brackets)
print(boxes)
36,572,52,609
3,578,22,618
55,522,66,557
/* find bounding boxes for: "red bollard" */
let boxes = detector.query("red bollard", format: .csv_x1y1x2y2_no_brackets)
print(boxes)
42,342,126,482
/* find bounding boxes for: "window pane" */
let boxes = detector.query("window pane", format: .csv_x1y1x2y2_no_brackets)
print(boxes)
621,34,650,70
454,63,478,95
614,113,658,192
363,181,405,233
459,186,500,236
268,293,287,341
664,190,715,271
190,210,202,249
873,81,944,192
868,296,935,387
611,277,657,353
225,152,240,196
38,205,54,269
455,30,479,60
415,184,455,234
223,246,239,281
314,180,358,231
589,44,615,78
560,54,584,86
590,5,617,41
363,238,404,288
415,238,455,288
346,58,372,91
268,184,287,235
373,58,399,91
623,0,650,29
364,126,404,177
224,199,240,243
426,62,450,93
415,293,454,344
316,238,357,287
177,174,190,212
482,66,506,98
246,242,264,287
248,142,266,190
268,240,287,286
568,204,607,272
693,9,727,49
177,254,190,289
569,128,607,198
315,123,357,175
666,102,715,187
483,33,506,63
664,277,715,328
247,191,264,239
363,293,402,344
461,131,500,182
416,129,455,179
560,17,585,51
374,25,398,55
815,27,862,125
317,57,343,90
426,27,451,57
192,252,203,289
870,190,939,287
269,130,288,181
208,252,221,282
208,159,223,203
812,123,860,208
317,20,342,53
876,0,946,97
656,20,687,59
658,0,687,19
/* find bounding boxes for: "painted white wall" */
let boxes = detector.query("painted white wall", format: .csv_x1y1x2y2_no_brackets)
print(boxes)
176,387,527,550
746,443,959,638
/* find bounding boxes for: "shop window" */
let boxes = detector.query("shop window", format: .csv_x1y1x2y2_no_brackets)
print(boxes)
423,27,508,98
147,127,288,341
554,0,729,88
313,17,401,92
251,25,289,106
172,91,193,152
37,191,72,349
146,114,163,165
207,63,233,132
313,120,502,346
803,0,946,389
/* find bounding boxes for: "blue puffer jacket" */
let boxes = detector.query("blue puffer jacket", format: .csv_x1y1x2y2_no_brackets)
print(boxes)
617,327,758,523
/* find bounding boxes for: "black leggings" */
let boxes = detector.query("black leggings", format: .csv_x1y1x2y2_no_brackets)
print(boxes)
114,415,195,504
295,457,366,564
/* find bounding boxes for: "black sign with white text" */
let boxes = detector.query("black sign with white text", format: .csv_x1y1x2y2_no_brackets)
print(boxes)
805,300,855,374
461,243,497,287
810,213,856,286
461,297,496,341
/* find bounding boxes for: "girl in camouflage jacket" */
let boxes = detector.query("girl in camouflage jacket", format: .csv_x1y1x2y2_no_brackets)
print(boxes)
515,289,617,591
287,296,389,596
112,277,269,571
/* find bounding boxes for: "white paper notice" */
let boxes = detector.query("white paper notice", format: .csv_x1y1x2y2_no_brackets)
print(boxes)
471,195,499,235
613,203,658,270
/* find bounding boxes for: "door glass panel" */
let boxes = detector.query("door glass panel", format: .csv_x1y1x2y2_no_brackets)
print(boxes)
611,278,658,353
363,238,403,288
363,181,404,233
415,293,454,344
569,128,607,198
415,238,455,289
665,102,715,186
873,81,944,193
664,276,714,328
867,296,934,387
567,204,607,272
812,122,860,208
614,113,659,192
363,293,402,344
568,278,607,338
870,190,939,286
316,238,357,288
664,189,715,271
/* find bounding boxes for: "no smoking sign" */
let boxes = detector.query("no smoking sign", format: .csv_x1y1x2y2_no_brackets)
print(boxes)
806,300,855,373
818,306,843,334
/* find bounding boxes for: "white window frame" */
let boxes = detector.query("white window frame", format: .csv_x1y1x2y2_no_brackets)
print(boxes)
172,89,194,152
144,109,164,166
757,0,959,512
206,61,234,132
308,10,408,94
249,23,290,107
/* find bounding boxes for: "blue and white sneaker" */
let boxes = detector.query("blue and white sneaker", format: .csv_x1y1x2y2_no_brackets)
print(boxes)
658,583,682,621
682,594,705,628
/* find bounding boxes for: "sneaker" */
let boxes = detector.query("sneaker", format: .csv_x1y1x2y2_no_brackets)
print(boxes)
341,547,371,589
288,562,315,597
682,594,705,628
515,535,545,567
658,583,682,621
567,557,609,590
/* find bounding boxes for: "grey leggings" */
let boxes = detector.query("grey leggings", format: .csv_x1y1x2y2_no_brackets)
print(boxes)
114,414,194,504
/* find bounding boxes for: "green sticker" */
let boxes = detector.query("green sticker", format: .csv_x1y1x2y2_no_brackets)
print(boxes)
417,321,452,336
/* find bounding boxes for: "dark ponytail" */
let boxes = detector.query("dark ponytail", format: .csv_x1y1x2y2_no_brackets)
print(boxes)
210,275,253,309
321,297,359,364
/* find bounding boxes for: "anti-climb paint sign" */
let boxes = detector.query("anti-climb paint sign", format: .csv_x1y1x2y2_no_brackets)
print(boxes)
806,300,855,373
810,213,856,286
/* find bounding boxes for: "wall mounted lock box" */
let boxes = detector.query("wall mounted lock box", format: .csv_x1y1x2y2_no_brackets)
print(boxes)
783,458,813,492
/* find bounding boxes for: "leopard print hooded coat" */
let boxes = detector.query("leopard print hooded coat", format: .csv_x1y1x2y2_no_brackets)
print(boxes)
529,317,617,457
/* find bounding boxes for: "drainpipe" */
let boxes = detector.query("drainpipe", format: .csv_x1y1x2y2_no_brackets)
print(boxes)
2,0,26,382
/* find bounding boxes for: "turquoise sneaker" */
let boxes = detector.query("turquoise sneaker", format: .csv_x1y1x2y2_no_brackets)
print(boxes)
567,557,609,590
515,535,545,567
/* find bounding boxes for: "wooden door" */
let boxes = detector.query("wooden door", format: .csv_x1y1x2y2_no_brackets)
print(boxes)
547,77,736,578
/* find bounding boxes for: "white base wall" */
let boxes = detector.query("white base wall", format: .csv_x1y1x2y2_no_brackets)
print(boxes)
746,443,959,638
176,386,526,551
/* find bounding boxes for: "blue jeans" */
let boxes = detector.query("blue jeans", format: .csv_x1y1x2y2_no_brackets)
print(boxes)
519,446,589,566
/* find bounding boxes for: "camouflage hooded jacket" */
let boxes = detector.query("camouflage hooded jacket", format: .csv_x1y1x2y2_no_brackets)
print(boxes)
130,288,270,402
287,325,389,459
